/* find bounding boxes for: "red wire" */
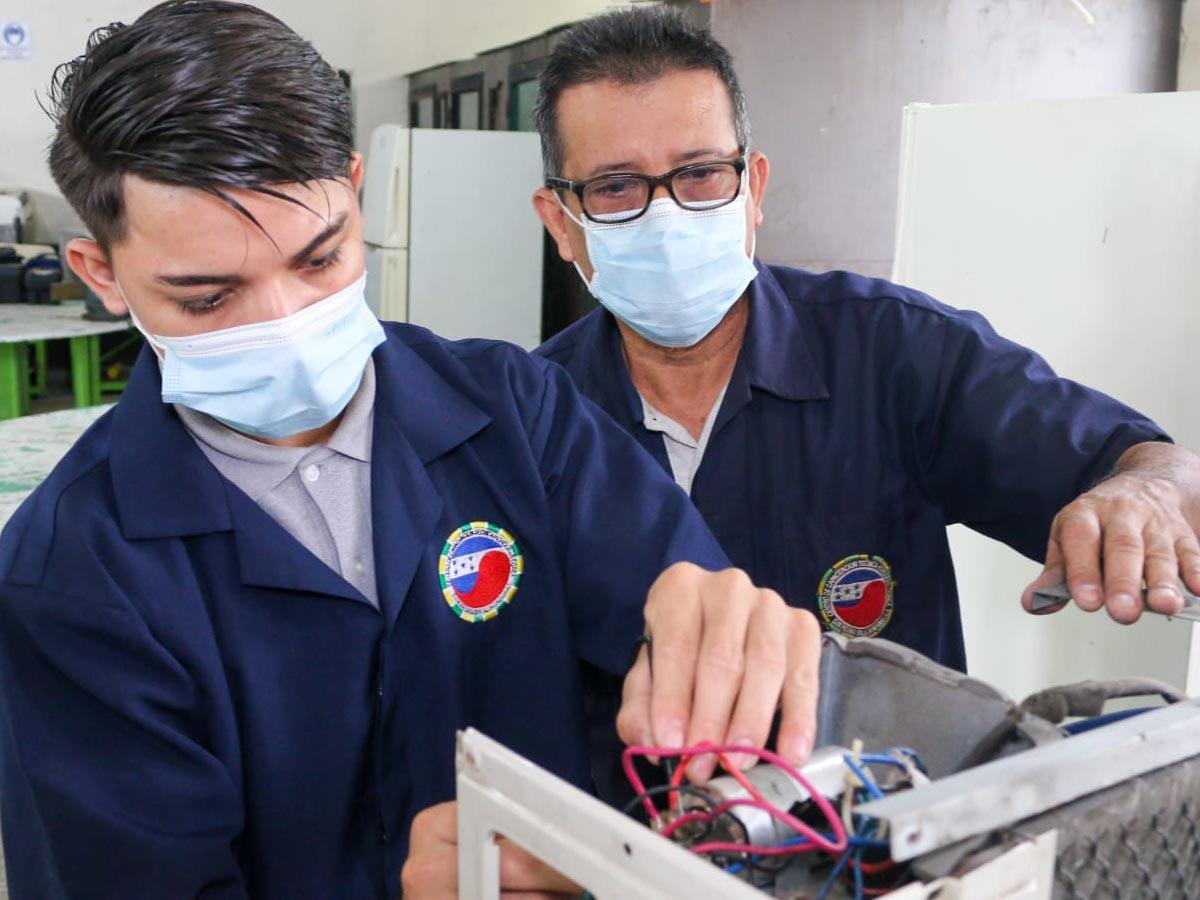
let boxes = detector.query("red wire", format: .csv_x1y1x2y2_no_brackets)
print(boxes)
667,752,692,814
622,742,848,856
689,838,821,857
668,749,762,813
846,857,897,875
722,756,768,804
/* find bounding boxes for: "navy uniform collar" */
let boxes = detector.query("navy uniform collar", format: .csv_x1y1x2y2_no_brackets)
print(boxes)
109,334,491,542
739,261,829,403
558,312,646,428
109,351,233,540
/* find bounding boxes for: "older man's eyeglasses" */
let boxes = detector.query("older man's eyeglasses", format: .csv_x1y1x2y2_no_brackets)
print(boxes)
548,153,747,225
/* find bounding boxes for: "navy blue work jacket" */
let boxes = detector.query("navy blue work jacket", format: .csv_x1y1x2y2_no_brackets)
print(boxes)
0,324,726,899
538,263,1167,670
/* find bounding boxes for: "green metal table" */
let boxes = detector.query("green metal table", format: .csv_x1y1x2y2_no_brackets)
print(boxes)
0,302,134,418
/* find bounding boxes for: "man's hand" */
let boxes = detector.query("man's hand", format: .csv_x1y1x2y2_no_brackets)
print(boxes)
401,801,579,900
1022,442,1200,624
616,562,822,783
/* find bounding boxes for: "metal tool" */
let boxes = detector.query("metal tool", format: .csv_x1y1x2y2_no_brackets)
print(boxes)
1030,581,1200,622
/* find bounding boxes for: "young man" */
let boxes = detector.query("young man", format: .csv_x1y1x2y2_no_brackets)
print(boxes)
533,7,1200,669
0,3,821,897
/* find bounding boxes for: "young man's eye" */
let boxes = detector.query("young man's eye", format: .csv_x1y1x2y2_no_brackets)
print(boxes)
308,246,343,272
175,291,229,316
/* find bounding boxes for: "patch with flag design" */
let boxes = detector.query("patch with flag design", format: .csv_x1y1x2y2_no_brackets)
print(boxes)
439,522,523,623
817,554,894,638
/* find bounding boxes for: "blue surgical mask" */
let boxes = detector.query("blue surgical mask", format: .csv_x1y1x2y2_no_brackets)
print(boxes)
128,273,385,439
562,192,758,348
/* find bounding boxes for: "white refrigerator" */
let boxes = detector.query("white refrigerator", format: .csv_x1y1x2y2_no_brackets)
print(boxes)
361,125,544,349
891,92,1200,699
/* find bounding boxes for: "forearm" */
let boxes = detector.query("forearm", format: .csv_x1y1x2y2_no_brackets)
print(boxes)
1112,441,1200,534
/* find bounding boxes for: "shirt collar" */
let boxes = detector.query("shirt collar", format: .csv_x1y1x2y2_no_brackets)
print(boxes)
739,261,829,403
109,332,489,540
172,360,376,499
324,358,375,463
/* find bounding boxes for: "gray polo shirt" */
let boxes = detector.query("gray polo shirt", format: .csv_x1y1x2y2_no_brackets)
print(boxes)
176,362,378,606
640,383,728,496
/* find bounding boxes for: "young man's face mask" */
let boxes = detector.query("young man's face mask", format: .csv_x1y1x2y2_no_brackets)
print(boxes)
83,171,379,440
126,272,384,439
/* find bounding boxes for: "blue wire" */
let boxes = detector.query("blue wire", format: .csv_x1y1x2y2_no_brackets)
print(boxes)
815,845,854,900
780,833,890,851
887,747,929,774
1063,706,1155,735
721,833,889,875
814,819,877,898
723,758,901,884
842,755,886,801
858,753,911,771
852,846,866,900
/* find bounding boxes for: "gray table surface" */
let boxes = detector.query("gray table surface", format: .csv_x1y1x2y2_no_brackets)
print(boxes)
0,300,131,343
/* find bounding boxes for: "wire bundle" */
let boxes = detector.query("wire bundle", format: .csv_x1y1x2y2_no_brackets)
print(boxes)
621,742,926,899
622,742,849,858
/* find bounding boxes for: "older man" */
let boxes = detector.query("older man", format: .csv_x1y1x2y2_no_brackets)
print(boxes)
533,7,1200,669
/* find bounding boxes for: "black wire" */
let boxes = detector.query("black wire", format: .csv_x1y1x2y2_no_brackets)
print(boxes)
744,852,794,875
621,782,735,847
621,782,714,818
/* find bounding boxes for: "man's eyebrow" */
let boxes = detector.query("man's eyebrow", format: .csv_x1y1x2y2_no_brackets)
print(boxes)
586,160,641,178
290,211,349,265
676,147,730,164
156,272,241,287
583,148,733,178
154,211,350,287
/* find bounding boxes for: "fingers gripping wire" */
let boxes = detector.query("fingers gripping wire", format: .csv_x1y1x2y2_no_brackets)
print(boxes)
622,742,849,856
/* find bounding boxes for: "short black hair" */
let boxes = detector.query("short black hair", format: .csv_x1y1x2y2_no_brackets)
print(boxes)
534,6,750,178
46,0,354,251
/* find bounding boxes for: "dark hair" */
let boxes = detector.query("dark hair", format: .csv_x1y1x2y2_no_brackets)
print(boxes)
46,0,354,251
534,6,750,178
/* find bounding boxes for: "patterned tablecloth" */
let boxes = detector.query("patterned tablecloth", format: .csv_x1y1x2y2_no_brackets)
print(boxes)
0,405,110,527
0,405,112,896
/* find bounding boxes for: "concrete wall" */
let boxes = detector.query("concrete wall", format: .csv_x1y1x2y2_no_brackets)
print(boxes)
711,0,1182,278
1180,0,1200,87
0,0,619,197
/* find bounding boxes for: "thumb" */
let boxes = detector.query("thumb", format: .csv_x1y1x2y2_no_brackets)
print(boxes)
1021,540,1066,614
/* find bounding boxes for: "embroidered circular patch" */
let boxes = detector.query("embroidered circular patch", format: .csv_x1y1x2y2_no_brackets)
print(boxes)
439,522,523,623
817,554,894,638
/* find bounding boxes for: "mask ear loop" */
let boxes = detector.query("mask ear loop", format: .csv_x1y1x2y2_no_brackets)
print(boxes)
555,192,589,230
740,166,758,262
114,279,168,358
554,194,600,294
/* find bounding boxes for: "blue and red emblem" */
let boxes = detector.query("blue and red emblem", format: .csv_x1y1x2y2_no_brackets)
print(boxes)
439,522,523,623
817,554,894,638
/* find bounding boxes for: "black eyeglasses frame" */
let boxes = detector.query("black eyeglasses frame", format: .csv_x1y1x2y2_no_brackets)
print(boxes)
547,150,747,224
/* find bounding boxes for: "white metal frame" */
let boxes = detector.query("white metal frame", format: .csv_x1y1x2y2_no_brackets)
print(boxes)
455,728,1056,899
857,699,1200,861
